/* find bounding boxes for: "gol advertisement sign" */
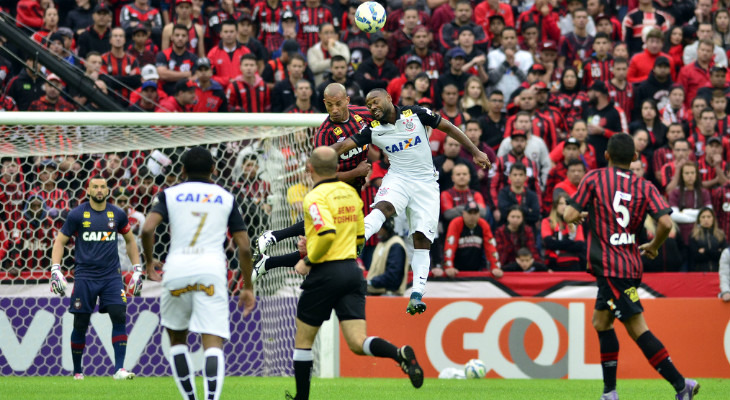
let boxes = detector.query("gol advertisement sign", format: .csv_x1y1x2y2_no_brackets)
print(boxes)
340,298,730,379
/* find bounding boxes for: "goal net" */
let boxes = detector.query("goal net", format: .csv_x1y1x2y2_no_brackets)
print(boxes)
0,112,328,378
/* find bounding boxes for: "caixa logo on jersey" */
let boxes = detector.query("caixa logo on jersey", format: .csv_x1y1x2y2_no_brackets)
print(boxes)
175,193,224,204
385,136,422,153
82,231,117,241
425,301,601,379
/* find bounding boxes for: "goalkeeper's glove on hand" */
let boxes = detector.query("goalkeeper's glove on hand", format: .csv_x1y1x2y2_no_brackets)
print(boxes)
127,264,144,296
50,264,67,296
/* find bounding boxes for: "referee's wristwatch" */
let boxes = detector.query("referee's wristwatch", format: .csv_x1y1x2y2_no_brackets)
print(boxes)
303,256,313,266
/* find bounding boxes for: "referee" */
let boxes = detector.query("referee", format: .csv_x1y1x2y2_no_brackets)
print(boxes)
286,147,423,400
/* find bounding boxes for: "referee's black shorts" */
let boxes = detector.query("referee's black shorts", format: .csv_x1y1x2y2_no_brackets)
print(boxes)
297,259,366,327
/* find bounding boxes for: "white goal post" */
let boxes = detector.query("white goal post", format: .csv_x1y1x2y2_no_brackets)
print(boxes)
0,112,341,378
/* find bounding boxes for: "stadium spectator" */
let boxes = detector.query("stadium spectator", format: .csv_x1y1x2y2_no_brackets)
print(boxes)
439,201,500,276
315,55,362,111
621,0,670,55
582,32,612,88
439,83,470,129
504,87,558,150
354,33,399,94
226,53,270,112
384,0,431,34
660,139,692,193
517,0,561,44
6,194,57,273
555,68,589,129
126,24,158,67
307,23,350,87
271,53,308,112
387,6,420,61
627,29,675,84
438,0,488,52
497,110,552,186
544,138,580,213
110,187,145,272
632,129,651,174
161,0,206,58
632,56,674,121
66,0,94,36
440,163,488,224
120,0,163,42
205,19,251,87
157,79,197,112
29,161,70,213
678,39,713,110
459,77,488,119
128,81,159,111
77,3,113,59
101,27,142,107
689,207,726,272
68,51,110,110
553,158,587,198
454,28,489,84
683,23,728,68
235,13,267,72
652,123,685,181
629,100,667,152
231,152,270,237
131,167,160,212
434,136,479,192
366,217,408,295
31,6,59,45
156,23,198,96
495,206,541,267
16,0,44,31
558,8,594,72
668,162,712,245
660,86,688,126
28,74,75,112
501,247,549,272
497,163,540,228
387,56,423,106
689,108,720,159
550,120,598,170
191,57,227,112
697,66,730,106
584,80,628,167
0,158,27,223
284,79,318,113
474,0,514,38
129,64,167,105
396,26,443,81
5,53,44,111
479,90,507,150
90,153,135,189
541,192,585,271
295,0,334,53
436,48,470,105
491,128,542,215
487,27,532,102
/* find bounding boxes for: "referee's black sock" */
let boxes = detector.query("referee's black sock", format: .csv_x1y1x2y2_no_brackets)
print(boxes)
272,220,305,242
265,251,302,270
598,329,619,393
635,331,685,392
362,337,399,361
293,348,313,400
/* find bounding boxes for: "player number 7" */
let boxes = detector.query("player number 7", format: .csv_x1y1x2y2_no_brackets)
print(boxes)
189,212,208,246
612,191,632,228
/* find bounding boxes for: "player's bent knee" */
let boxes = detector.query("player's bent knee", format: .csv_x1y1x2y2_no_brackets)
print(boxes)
73,313,91,332
375,201,396,217
107,305,127,325
592,310,613,331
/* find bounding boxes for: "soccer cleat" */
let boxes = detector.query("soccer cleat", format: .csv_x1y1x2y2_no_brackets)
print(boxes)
284,391,296,400
73,373,84,380
256,230,277,254
406,292,427,315
600,390,618,400
397,345,424,389
113,368,135,380
251,252,269,284
675,379,700,400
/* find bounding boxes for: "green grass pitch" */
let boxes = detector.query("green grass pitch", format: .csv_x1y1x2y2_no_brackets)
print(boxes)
2,377,728,400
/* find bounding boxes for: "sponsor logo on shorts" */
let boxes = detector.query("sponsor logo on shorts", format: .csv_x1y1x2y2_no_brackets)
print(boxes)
120,289,127,304
624,287,639,303
169,284,215,297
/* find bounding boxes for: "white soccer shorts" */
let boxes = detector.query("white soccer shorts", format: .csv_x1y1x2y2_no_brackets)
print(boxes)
160,272,230,340
373,173,439,242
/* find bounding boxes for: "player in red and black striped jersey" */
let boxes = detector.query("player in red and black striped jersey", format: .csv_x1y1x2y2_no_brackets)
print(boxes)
564,133,699,400
250,83,373,280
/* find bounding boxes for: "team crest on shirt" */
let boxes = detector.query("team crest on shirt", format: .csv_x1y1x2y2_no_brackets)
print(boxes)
723,202,730,212
404,119,415,131
108,221,115,229
74,298,82,309
300,9,309,23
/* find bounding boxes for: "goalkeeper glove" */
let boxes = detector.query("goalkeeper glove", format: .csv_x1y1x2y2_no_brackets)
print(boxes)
127,264,144,296
50,264,67,296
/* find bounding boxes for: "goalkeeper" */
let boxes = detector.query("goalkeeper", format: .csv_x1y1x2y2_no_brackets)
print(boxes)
252,83,372,282
50,177,142,380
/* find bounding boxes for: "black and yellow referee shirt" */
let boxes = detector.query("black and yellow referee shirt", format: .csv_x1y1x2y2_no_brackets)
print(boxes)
303,178,365,263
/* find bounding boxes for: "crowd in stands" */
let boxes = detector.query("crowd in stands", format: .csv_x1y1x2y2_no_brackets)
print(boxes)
3,0,730,287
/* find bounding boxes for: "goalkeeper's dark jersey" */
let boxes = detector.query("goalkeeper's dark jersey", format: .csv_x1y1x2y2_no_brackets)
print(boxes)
60,202,130,279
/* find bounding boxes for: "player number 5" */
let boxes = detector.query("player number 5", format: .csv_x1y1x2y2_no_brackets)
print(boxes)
612,191,632,228
189,212,208,246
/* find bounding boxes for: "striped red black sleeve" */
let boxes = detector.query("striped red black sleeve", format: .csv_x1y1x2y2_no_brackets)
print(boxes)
645,181,672,219
569,169,598,211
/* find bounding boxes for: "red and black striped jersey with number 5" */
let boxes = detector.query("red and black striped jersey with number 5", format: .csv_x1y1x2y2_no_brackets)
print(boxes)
569,166,671,279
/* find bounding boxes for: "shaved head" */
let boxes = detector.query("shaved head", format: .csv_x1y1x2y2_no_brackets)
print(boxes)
323,83,346,98
323,83,350,123
309,146,338,177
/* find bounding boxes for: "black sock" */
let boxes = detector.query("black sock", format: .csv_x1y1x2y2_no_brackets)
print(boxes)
598,329,619,393
363,337,399,361
635,331,685,392
293,348,313,400
265,251,302,270
273,220,305,242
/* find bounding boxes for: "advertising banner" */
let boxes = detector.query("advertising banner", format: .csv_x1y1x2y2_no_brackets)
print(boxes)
340,298,730,379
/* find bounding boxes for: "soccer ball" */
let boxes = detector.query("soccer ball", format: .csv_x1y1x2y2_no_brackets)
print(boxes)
355,1,387,33
464,359,487,379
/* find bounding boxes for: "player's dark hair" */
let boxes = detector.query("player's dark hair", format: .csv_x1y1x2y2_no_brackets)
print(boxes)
367,88,388,98
509,162,526,174
567,158,586,171
182,146,214,178
331,55,347,65
606,133,635,166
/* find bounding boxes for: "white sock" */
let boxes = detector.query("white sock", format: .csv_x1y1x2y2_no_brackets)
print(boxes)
170,344,198,400
410,249,430,296
203,347,225,400
364,209,387,241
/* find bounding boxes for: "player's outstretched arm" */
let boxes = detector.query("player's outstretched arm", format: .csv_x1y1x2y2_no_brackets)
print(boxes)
232,230,256,318
330,137,358,156
639,214,672,260
50,233,70,296
563,205,589,225
140,212,164,282
437,118,491,169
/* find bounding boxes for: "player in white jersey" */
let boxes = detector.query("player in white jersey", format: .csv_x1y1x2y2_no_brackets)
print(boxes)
141,147,255,400
332,89,492,315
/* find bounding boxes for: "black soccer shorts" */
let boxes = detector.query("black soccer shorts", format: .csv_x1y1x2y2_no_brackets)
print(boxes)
594,276,644,322
297,259,367,327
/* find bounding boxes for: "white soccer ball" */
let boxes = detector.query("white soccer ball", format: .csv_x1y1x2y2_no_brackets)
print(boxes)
355,1,387,33
464,359,487,379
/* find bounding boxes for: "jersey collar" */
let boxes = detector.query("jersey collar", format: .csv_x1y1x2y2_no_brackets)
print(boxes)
313,177,338,188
